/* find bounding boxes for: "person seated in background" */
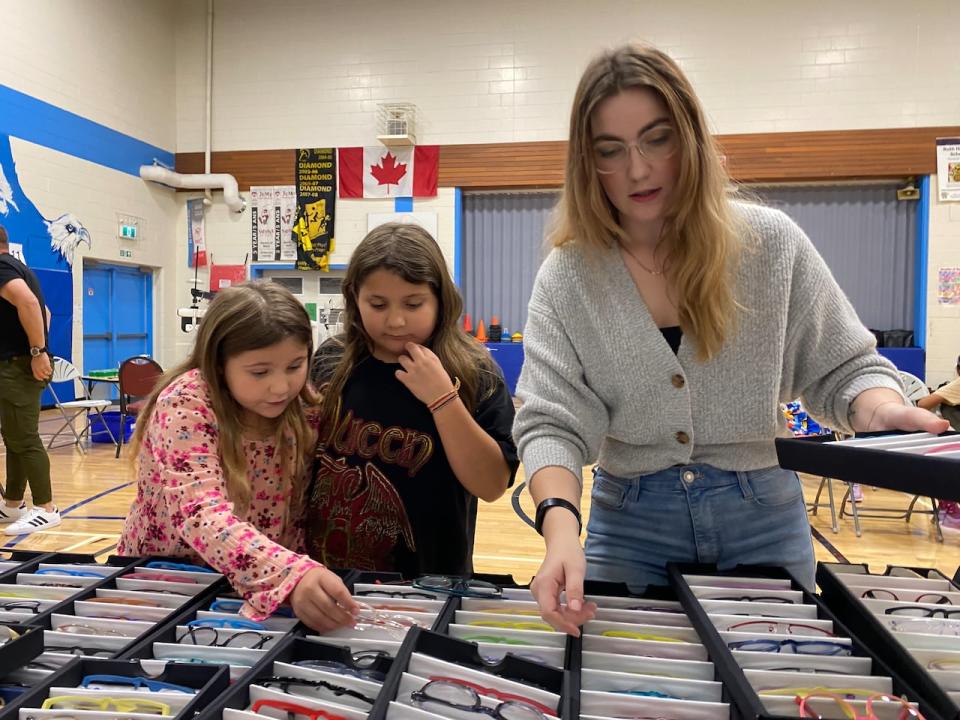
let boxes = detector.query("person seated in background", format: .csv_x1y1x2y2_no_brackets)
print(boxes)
917,355,960,430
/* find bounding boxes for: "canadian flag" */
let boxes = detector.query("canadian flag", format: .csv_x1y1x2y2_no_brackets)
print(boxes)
338,146,439,198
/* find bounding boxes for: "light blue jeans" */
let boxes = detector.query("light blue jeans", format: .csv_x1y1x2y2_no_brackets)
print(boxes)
584,464,815,591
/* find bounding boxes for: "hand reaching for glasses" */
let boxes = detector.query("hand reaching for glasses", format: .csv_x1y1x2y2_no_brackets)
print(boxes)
530,533,597,636
290,567,360,632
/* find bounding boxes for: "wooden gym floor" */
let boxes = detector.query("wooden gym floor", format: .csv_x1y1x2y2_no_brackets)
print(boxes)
1,410,958,581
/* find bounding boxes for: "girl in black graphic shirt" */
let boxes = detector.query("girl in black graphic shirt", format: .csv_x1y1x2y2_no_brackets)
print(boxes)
307,223,518,577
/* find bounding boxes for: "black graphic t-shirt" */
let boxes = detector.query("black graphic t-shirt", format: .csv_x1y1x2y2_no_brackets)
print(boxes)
306,345,519,578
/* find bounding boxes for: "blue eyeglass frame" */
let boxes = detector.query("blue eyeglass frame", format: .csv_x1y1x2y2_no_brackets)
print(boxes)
145,561,215,573
80,674,195,694
187,617,265,630
209,598,295,617
36,568,105,578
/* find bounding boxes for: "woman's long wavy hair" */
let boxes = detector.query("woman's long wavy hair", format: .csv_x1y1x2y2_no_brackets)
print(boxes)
550,43,743,361
317,223,498,439
129,281,316,517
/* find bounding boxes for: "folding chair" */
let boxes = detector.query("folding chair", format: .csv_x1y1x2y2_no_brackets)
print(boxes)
46,357,117,453
116,355,163,458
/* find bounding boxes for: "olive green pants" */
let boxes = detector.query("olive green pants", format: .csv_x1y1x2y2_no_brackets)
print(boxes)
0,356,52,505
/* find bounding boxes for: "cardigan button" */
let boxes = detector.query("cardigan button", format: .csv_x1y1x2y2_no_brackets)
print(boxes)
675,431,690,444
671,374,685,389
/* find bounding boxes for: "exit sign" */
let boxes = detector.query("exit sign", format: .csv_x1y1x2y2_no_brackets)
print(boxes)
117,214,143,241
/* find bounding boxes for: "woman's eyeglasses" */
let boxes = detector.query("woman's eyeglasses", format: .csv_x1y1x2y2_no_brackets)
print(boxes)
887,618,960,638
258,676,377,706
355,589,438,600
87,596,163,607
427,676,554,716
412,575,502,599
0,600,40,614
55,623,130,637
44,645,115,657
208,598,295,617
412,678,547,720
463,634,535,646
188,617,265,630
132,571,200,584
706,595,795,604
927,658,960,671
36,568,105,578
728,639,852,656
724,620,835,637
592,126,679,175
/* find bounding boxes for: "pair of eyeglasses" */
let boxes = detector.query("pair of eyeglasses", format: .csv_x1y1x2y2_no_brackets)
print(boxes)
468,620,553,632
725,620,835,637
729,639,852,656
356,588,439,600
625,605,685,614
463,634,535,646
860,589,953,604
412,678,548,720
475,607,540,617
208,598,295,617
257,676,377,706
145,560,214,573
761,686,883,700
705,594,795,604
885,606,960,618
187,617,265,630
293,657,386,682
612,689,676,698
481,652,550,665
159,654,256,667
795,692,924,720
42,695,170,715
0,600,39,614
80,674,195,694
36,568,104,578
250,698,348,720
55,623,130,637
592,125,679,175
180,626,271,649
601,630,682,643
413,575,502,599
763,666,855,675
887,619,960,638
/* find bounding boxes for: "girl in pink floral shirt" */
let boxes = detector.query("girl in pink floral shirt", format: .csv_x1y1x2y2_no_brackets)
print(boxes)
118,282,357,630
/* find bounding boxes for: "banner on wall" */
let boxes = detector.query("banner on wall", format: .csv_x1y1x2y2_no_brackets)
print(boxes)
250,186,298,262
294,148,337,271
187,198,206,267
338,145,438,198
936,138,960,202
938,267,960,305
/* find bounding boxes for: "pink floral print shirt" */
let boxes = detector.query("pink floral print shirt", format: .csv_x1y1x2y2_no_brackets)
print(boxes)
118,369,321,620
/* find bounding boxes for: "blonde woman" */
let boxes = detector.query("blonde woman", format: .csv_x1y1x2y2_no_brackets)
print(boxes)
118,281,357,631
513,44,947,635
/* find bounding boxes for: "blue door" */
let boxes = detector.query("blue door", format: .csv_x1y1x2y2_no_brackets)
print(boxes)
82,263,153,399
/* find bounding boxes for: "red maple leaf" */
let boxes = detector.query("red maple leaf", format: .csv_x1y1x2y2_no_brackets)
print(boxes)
370,152,408,193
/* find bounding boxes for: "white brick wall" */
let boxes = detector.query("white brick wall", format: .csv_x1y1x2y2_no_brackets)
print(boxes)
0,0,177,150
926,178,960,387
175,0,960,150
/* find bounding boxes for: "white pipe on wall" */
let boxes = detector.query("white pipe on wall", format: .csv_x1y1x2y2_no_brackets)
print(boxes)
140,165,246,213
204,0,213,205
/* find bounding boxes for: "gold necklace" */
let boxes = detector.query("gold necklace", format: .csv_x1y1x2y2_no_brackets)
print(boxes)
619,242,665,276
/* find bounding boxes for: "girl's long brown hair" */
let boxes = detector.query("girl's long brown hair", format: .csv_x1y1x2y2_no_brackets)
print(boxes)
550,43,743,361
317,223,498,438
129,281,316,516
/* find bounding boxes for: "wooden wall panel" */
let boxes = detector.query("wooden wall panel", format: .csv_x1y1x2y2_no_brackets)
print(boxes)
175,126,960,191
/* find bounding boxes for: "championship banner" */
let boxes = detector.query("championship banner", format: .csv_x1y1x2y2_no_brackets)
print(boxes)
187,198,206,267
251,185,298,262
294,148,336,271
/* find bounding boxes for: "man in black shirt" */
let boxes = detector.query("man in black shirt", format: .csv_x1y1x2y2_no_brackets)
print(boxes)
0,224,61,534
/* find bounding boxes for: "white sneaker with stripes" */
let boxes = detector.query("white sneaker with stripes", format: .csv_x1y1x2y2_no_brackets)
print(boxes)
0,502,26,523
4,506,61,535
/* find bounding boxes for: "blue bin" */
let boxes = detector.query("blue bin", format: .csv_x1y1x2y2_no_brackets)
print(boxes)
88,411,134,444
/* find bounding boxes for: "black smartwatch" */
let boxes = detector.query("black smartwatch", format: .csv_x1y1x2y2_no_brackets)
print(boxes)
534,498,582,536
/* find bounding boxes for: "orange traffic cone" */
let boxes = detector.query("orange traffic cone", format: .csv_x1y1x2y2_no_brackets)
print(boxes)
463,313,473,335
475,319,488,342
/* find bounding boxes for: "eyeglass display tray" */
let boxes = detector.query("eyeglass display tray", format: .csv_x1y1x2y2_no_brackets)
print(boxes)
775,431,960,501
666,562,947,720
816,562,960,720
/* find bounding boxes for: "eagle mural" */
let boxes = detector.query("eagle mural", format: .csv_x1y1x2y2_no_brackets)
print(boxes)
45,213,91,267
